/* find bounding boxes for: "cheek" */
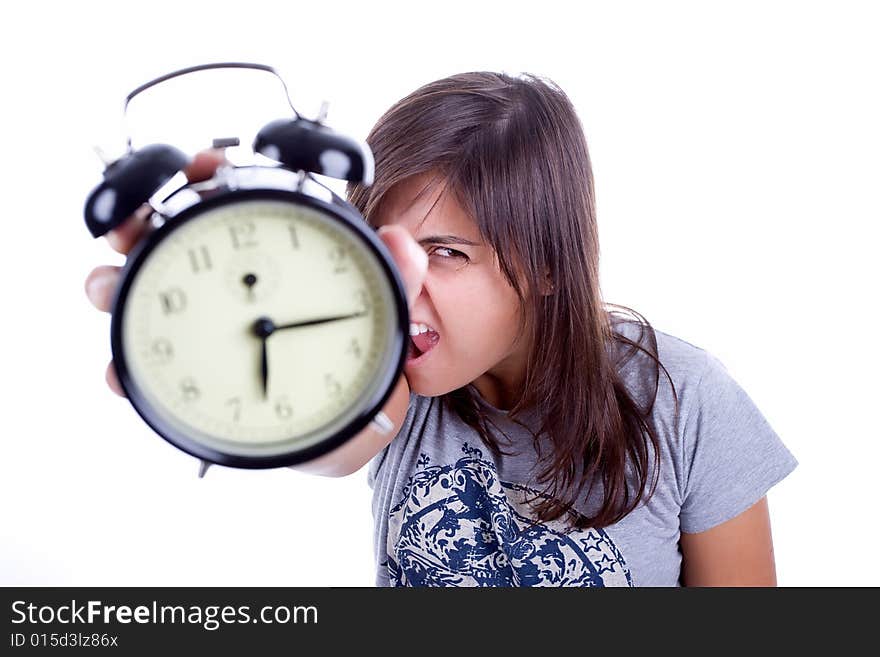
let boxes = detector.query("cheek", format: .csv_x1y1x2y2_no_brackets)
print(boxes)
435,279,521,357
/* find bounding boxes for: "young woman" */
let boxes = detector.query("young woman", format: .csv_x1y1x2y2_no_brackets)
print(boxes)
85,71,798,587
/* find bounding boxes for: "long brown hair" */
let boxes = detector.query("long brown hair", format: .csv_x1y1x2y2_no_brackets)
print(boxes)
347,72,679,530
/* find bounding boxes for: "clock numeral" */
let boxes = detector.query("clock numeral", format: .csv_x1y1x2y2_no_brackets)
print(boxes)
325,374,342,397
274,396,293,419
354,289,370,314
180,377,200,402
346,338,362,359
187,245,213,273
288,223,300,249
226,397,242,423
159,288,187,315
329,244,348,273
229,220,258,249
149,338,174,364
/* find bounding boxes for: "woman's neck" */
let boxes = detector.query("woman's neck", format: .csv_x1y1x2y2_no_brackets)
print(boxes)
471,362,527,412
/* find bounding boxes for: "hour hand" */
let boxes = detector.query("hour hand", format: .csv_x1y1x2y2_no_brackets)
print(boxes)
252,317,276,400
260,338,268,400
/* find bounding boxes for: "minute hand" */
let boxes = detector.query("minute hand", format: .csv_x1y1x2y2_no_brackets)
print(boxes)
274,311,367,331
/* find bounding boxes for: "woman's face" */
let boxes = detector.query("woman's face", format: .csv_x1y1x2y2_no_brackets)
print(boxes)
374,172,529,409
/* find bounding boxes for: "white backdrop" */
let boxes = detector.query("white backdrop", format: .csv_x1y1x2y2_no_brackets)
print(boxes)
2,0,877,586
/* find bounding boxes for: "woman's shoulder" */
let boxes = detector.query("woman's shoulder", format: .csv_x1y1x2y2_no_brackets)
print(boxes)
611,319,797,510
610,318,713,409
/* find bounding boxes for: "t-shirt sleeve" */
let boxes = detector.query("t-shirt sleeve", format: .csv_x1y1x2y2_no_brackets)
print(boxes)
678,352,798,534
366,444,389,490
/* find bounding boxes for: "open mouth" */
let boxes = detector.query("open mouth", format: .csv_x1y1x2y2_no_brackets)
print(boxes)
407,323,440,365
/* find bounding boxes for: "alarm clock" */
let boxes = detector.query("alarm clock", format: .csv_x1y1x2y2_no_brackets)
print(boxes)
83,63,408,477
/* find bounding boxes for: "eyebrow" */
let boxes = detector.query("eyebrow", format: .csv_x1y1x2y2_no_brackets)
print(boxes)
417,235,482,247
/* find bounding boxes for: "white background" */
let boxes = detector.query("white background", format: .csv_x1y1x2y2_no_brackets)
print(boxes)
1,0,877,586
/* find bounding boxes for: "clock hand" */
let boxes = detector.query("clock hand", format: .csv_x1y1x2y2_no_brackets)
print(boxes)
252,317,276,400
274,311,367,331
248,312,364,399
260,337,269,400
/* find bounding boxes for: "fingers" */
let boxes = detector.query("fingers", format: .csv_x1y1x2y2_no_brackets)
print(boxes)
105,361,126,397
85,265,122,312
94,148,229,400
104,148,229,256
106,203,153,255
85,269,125,395
377,225,428,310
183,148,228,182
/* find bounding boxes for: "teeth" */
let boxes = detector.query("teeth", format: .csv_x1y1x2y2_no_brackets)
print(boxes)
409,322,435,336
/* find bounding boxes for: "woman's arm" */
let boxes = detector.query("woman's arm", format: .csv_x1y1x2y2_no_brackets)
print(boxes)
679,496,778,586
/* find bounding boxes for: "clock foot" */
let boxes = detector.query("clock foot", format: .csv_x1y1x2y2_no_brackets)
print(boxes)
198,460,212,479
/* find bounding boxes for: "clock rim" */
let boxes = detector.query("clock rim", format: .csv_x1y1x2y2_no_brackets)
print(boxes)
109,186,409,470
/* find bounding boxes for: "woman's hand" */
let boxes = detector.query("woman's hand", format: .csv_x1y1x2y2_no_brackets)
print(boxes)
375,224,428,312
84,152,427,397
83,149,229,397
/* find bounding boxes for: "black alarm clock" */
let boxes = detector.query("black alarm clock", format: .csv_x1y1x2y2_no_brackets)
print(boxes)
84,63,407,477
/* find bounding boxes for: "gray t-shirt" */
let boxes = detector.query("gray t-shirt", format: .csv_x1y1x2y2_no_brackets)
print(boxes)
366,322,798,586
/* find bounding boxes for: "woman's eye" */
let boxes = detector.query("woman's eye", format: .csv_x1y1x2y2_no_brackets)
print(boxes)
428,246,467,261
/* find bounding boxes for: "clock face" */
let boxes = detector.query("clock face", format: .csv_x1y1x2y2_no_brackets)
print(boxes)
116,195,401,462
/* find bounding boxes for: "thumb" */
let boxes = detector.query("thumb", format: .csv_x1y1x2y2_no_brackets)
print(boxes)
377,225,428,311
183,148,229,183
